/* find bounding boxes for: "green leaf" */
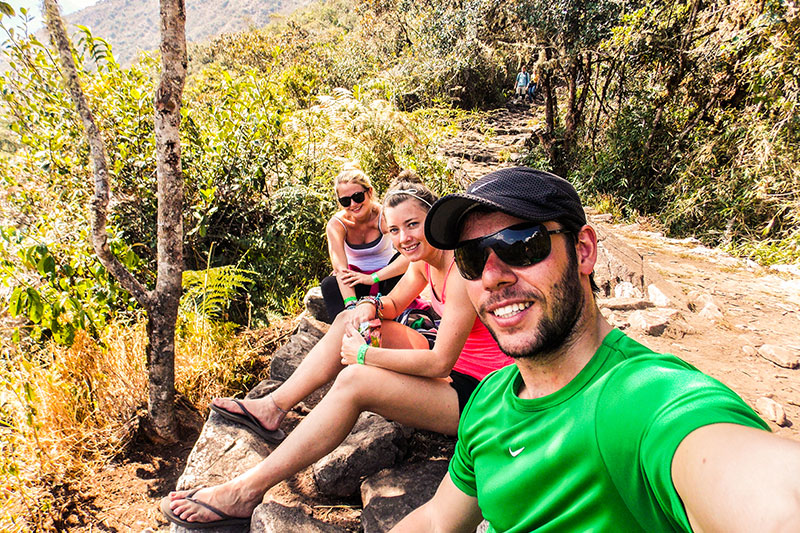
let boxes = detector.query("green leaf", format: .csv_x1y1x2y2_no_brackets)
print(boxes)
0,3,14,17
27,289,43,323
37,255,56,277
8,287,23,315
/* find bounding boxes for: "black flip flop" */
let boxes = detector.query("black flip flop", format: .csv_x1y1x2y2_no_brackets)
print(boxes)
160,488,250,529
210,398,286,444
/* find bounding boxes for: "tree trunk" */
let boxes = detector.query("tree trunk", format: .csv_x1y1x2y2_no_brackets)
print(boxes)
44,0,186,444
148,0,186,443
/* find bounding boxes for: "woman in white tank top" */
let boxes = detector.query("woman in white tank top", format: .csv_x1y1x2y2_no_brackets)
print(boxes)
320,164,409,321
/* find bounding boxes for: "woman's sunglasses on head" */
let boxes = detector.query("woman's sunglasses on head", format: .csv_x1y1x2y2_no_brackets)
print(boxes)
338,189,368,207
454,222,571,280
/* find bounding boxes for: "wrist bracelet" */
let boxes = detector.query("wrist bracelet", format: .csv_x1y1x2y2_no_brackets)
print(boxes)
357,344,368,365
343,296,357,306
371,272,380,284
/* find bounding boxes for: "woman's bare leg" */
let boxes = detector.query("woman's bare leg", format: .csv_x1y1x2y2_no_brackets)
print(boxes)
211,311,361,430
168,346,460,522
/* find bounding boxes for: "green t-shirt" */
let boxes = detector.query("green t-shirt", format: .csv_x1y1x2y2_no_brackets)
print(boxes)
449,329,768,532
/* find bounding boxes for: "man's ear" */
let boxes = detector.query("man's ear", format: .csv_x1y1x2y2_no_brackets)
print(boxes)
575,225,598,276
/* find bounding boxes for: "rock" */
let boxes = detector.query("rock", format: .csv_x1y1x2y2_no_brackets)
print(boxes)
270,316,329,382
251,501,347,533
605,311,630,329
647,284,670,307
360,458,450,533
697,302,724,321
742,345,758,357
598,297,653,311
687,290,715,310
313,412,408,498
756,344,800,369
593,225,686,309
174,411,273,492
614,281,642,299
629,309,693,338
755,397,788,427
304,286,329,323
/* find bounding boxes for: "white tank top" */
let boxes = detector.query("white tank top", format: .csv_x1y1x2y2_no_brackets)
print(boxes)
334,212,396,272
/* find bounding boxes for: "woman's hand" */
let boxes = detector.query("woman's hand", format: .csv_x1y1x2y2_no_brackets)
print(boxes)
339,269,372,287
340,323,366,365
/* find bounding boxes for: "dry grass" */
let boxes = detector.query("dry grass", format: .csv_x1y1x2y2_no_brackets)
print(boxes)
0,313,297,531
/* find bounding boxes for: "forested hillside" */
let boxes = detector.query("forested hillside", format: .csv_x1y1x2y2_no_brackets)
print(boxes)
0,0,798,529
61,0,312,65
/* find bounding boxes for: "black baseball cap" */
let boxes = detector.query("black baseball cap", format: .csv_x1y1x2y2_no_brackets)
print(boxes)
424,167,587,249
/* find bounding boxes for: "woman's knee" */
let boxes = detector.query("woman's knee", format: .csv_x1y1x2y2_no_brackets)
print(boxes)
330,365,373,400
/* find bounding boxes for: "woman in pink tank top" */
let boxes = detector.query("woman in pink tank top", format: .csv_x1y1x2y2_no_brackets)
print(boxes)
162,174,513,528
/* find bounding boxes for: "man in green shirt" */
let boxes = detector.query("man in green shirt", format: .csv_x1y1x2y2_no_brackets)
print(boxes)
391,166,800,532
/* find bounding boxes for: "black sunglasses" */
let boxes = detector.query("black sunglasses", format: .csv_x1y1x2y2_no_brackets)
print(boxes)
338,189,369,207
454,223,570,280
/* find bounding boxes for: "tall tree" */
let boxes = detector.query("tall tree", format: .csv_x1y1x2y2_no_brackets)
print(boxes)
43,0,186,443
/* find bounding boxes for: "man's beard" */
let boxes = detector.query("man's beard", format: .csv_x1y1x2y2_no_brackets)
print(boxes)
484,252,584,362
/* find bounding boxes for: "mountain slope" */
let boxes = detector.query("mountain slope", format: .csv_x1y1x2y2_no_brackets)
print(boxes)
62,0,310,65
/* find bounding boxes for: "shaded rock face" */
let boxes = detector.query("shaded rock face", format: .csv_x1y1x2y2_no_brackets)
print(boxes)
313,412,408,498
593,221,685,309
251,501,347,533
360,458,450,533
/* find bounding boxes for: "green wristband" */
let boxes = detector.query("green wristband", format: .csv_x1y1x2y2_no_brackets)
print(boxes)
357,344,368,365
343,296,357,306
371,272,380,284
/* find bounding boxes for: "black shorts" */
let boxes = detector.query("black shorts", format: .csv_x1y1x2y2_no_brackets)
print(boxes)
449,370,480,413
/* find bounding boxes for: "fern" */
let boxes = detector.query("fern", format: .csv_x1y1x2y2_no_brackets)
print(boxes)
180,265,256,322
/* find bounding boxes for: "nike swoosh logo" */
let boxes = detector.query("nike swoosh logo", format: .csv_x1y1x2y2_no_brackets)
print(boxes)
469,178,496,193
509,447,525,457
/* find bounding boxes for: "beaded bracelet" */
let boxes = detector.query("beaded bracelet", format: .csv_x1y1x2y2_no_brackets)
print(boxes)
357,344,368,365
371,272,380,284
356,293,384,318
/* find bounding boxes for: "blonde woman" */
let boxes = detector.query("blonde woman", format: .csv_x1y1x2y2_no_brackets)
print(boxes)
320,164,409,321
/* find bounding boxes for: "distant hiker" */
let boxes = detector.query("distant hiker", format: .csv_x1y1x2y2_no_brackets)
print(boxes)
161,175,513,528
391,166,800,532
514,65,529,100
319,163,407,322
526,67,539,102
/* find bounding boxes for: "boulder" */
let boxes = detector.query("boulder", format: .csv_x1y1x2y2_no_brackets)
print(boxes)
755,397,788,427
313,412,408,498
269,317,332,409
303,286,329,323
592,223,685,309
270,317,329,382
251,501,347,533
756,344,800,369
629,309,694,338
360,458,450,533
175,413,273,492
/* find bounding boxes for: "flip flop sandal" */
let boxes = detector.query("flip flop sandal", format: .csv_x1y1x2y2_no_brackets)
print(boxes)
160,488,250,529
210,398,286,444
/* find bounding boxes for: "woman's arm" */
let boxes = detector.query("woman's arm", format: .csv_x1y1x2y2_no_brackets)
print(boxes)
339,254,411,288
342,267,476,378
326,217,356,302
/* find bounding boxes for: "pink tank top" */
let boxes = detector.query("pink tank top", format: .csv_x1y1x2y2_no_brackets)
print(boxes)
425,262,513,381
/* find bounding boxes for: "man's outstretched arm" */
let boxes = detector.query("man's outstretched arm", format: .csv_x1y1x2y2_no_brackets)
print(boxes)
673,423,800,532
391,473,484,532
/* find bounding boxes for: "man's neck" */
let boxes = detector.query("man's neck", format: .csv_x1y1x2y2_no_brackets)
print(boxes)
515,306,613,400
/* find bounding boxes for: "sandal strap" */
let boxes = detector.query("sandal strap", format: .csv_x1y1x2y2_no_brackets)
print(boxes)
186,494,234,521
